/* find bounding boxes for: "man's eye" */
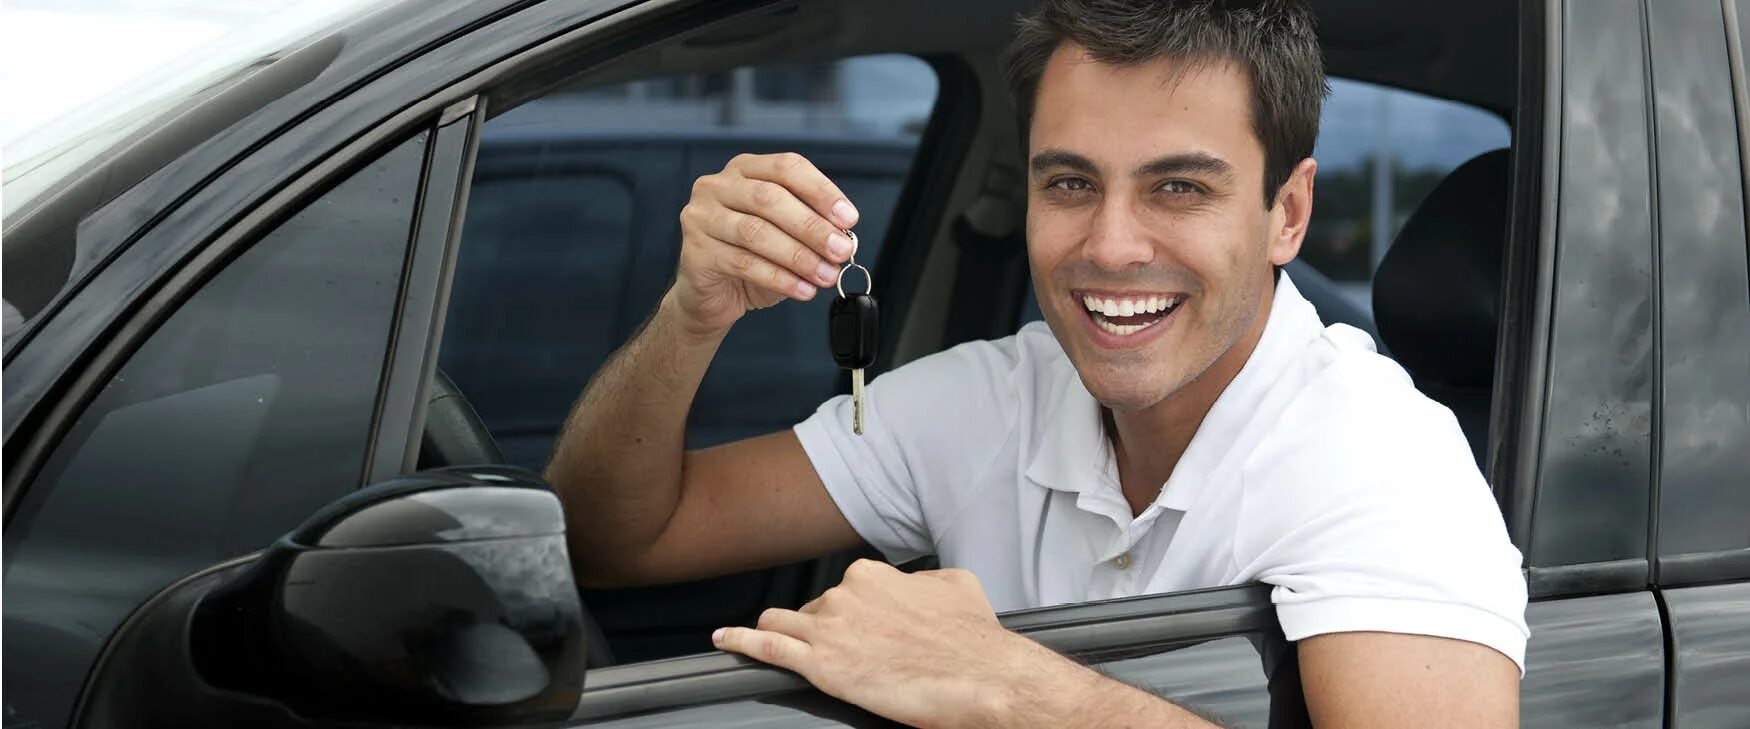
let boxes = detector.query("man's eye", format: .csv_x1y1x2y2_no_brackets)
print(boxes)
1046,177,1092,192
1159,180,1202,195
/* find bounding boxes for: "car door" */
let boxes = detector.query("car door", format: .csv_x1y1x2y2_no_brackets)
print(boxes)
1651,0,1750,724
0,114,477,729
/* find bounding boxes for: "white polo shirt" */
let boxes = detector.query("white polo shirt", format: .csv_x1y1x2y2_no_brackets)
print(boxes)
793,272,1530,671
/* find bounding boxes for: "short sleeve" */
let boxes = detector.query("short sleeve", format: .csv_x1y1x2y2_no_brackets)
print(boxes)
1236,358,1531,674
793,333,1026,564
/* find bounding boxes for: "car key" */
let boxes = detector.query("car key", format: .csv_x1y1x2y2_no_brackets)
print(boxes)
829,232,877,435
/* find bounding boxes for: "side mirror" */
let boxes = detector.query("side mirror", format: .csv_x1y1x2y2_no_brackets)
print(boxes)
73,467,587,728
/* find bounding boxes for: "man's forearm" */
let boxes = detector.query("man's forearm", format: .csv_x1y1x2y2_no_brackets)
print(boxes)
545,288,726,582
984,636,1221,729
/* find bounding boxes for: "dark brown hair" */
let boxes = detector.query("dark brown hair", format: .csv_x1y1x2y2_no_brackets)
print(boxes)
1002,0,1329,207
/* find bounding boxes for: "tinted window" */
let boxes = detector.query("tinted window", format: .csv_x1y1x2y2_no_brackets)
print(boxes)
442,171,638,468
1527,0,1656,568
1651,0,1750,562
441,54,939,470
1,132,425,729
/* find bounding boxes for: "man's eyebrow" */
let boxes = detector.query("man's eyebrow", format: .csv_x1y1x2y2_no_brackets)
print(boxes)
1029,149,1098,176
1137,152,1234,181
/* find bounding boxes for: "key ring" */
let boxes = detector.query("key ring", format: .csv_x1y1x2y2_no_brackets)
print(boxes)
836,230,872,298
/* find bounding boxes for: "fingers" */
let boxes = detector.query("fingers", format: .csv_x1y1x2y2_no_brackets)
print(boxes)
714,176,859,265
672,152,858,327
710,239,820,302
714,625,814,675
757,606,818,636
695,206,842,290
843,558,899,581
729,152,860,231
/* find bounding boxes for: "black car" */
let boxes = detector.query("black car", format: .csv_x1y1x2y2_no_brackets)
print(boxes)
4,0,1748,727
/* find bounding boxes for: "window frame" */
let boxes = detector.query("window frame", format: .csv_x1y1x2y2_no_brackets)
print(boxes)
573,582,1285,722
366,101,488,482
1508,0,1665,598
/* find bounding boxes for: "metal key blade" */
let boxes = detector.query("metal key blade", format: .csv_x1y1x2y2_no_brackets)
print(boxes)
852,368,866,435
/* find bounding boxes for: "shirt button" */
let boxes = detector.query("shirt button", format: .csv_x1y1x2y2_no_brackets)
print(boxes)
1111,552,1133,570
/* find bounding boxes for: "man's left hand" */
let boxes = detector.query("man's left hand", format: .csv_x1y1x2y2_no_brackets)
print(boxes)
712,558,1096,729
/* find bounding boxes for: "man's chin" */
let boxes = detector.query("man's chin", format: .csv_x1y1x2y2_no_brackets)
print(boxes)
1077,372,1180,413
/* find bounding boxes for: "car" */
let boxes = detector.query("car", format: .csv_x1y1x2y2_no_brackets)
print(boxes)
4,0,1748,727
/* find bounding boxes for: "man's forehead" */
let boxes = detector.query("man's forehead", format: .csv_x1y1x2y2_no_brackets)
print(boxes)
1029,42,1261,166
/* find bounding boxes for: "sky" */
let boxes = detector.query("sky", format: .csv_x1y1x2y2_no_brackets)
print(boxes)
0,0,364,150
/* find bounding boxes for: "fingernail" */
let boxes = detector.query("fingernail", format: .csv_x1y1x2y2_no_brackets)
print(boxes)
793,282,817,300
831,199,858,227
826,233,853,260
712,628,727,644
816,262,839,285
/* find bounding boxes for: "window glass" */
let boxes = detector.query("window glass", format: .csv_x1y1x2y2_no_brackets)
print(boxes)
1303,79,1510,310
1650,0,1750,562
441,54,939,470
1020,79,1509,323
443,171,638,469
1,131,425,729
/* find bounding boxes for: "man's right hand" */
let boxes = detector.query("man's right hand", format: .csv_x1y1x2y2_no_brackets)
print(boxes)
671,152,862,336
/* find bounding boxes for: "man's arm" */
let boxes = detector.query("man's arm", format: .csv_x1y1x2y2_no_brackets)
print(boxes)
986,631,1518,728
714,561,1519,729
545,152,868,588
1297,632,1519,727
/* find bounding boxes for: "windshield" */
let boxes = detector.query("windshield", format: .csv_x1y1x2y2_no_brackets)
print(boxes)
0,0,399,220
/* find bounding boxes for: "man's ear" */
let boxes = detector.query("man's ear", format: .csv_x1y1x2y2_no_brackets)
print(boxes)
1268,157,1318,266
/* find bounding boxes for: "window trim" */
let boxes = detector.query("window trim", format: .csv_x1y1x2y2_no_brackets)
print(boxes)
1491,0,1559,563
366,100,486,481
573,582,1276,720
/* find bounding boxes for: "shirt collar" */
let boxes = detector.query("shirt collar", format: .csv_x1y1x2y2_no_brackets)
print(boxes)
1024,271,1326,511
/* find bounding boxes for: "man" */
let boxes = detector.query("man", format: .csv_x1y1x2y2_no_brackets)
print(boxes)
546,0,1529,726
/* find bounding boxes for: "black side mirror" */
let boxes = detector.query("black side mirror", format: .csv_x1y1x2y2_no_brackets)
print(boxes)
73,467,587,728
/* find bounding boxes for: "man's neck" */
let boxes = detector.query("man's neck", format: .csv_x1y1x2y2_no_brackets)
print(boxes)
1106,288,1277,517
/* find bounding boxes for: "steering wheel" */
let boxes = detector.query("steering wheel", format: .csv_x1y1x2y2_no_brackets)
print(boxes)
419,368,616,668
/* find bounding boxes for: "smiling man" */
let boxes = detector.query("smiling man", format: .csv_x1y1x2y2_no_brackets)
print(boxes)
546,0,1529,726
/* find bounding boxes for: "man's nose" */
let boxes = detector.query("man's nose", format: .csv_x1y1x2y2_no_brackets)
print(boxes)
1083,197,1155,271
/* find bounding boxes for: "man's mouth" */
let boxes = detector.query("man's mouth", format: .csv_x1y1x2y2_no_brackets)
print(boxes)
1074,290,1186,337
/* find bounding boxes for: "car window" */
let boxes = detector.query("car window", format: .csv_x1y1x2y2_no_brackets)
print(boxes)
1019,78,1510,323
439,54,940,470
1650,0,1750,565
0,131,425,729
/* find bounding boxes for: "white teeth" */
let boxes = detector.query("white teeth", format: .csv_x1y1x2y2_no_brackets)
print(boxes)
1091,313,1163,336
1079,293,1184,321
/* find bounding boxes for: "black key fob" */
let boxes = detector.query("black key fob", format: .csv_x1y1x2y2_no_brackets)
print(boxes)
829,293,879,370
